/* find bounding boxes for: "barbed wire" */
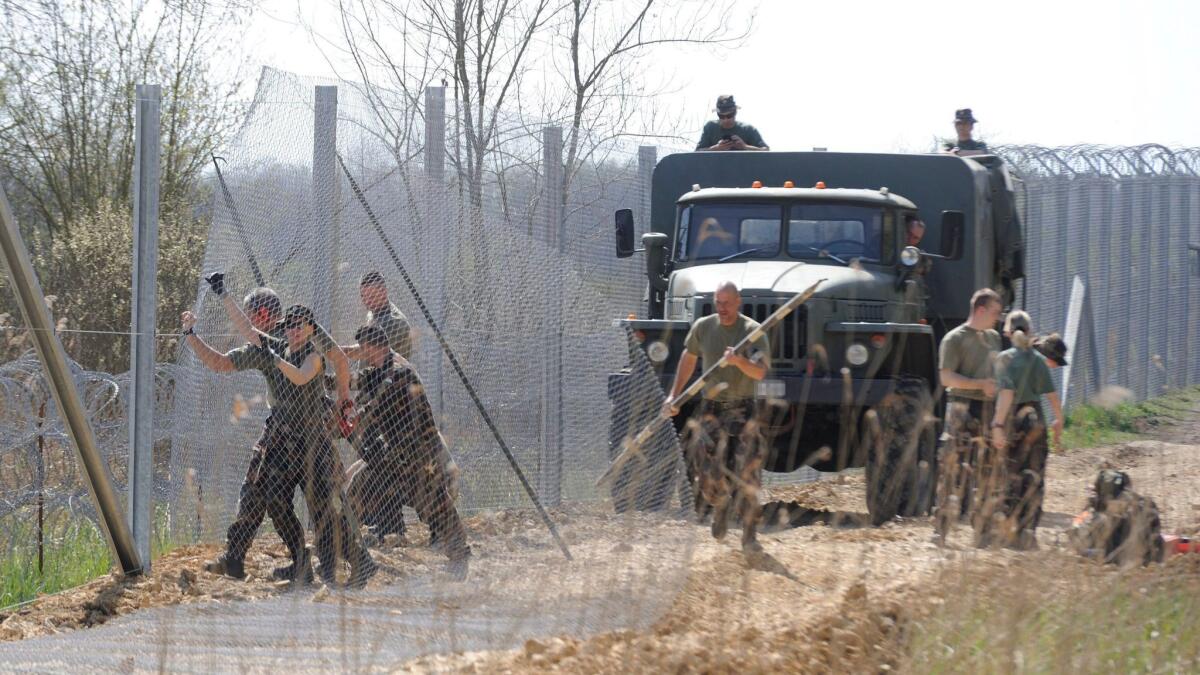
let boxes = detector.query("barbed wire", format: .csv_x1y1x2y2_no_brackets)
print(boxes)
996,144,1200,178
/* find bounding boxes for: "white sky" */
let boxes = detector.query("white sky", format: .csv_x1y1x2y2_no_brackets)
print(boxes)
251,0,1200,152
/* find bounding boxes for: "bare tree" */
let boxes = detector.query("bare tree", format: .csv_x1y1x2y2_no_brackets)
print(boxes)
555,0,750,200
0,0,253,236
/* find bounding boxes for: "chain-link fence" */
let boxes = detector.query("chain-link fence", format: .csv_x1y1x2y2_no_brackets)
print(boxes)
1000,144,1200,409
2,66,1199,668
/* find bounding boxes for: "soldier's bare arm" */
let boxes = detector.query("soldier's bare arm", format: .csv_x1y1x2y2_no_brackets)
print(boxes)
723,346,767,380
323,343,352,402
990,389,1015,449
181,311,236,373
939,368,996,397
663,351,699,416
1045,392,1064,449
275,352,323,385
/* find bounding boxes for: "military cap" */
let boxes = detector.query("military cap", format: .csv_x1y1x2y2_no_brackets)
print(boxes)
1035,332,1069,366
715,95,738,113
282,304,316,329
955,108,978,124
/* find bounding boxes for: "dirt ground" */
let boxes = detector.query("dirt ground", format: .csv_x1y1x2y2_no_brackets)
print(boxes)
3,400,1199,672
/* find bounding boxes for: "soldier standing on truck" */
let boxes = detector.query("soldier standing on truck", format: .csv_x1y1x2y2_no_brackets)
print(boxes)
696,95,769,152
984,314,1064,549
347,325,470,578
663,280,771,554
948,108,989,156
934,287,1002,540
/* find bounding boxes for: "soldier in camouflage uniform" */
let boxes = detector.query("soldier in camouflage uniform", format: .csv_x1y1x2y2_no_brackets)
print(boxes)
182,289,310,583
347,325,470,578
935,288,1002,540
979,313,1063,549
187,275,375,587
664,281,770,554
1069,470,1164,566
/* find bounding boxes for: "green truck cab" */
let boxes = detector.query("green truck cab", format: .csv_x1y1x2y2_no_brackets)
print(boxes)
607,151,1024,524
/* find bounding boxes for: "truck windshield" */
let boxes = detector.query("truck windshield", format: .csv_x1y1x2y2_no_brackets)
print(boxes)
787,204,884,261
680,203,781,261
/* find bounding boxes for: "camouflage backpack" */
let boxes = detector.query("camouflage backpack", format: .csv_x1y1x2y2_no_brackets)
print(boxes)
1069,470,1164,566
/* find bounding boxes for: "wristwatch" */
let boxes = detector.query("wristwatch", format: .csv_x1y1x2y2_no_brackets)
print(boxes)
990,422,1004,429
182,327,195,336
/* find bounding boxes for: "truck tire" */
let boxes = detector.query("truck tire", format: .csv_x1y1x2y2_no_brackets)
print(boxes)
864,377,935,525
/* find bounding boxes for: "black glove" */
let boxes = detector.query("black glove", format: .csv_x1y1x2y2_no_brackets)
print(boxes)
204,272,226,297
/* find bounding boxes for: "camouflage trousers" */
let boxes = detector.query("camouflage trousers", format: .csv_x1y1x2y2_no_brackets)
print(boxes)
225,415,370,572
974,403,1048,548
346,451,469,561
935,398,990,538
682,399,766,544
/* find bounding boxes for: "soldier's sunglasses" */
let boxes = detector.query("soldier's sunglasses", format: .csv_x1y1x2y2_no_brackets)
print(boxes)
717,113,735,120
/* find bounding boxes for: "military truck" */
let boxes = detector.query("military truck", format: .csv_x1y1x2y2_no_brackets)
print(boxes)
607,151,1024,524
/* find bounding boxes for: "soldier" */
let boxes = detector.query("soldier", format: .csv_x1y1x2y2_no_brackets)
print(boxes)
696,95,769,152
347,324,470,578
948,108,989,156
663,281,770,554
1069,470,1163,566
934,288,1002,540
343,271,414,361
341,272,459,542
181,292,310,583
980,313,1063,549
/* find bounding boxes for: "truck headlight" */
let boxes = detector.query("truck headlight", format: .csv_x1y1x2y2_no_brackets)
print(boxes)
900,246,921,268
646,340,670,364
845,343,869,366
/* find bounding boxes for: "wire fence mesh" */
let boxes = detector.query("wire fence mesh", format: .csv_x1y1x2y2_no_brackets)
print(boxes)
1,69,1199,669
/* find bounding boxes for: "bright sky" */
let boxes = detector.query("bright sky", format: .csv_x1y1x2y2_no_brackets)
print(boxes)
252,0,1200,152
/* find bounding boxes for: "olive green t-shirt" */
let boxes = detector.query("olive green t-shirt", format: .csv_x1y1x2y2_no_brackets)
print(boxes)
228,335,326,423
996,347,1055,404
696,121,768,151
938,323,1001,400
368,302,413,361
684,313,770,401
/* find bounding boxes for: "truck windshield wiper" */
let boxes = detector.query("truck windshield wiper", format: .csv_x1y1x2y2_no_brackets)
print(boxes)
719,247,767,262
797,245,849,266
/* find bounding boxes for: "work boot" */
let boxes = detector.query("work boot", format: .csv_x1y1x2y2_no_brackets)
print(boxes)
316,560,339,587
711,501,730,540
347,552,378,590
203,555,246,580
273,548,314,585
741,538,764,556
446,554,469,581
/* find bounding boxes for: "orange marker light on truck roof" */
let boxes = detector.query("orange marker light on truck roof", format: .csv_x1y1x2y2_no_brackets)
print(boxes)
815,181,826,189
783,180,795,188
751,180,763,188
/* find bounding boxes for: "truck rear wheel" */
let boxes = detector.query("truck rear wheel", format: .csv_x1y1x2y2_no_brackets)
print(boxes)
864,377,936,525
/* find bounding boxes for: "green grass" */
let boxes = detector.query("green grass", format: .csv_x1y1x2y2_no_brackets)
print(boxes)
906,561,1200,674
1061,385,1200,450
0,506,178,609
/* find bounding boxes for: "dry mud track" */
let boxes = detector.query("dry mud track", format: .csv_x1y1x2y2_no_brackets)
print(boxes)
1,406,1198,672
408,409,1200,673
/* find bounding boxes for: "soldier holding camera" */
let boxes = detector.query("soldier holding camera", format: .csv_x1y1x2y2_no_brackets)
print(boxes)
696,95,769,152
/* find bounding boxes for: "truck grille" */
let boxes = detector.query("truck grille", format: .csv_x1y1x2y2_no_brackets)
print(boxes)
699,299,807,369
845,301,887,322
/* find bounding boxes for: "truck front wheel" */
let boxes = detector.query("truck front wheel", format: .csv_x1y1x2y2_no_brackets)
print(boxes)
864,377,936,525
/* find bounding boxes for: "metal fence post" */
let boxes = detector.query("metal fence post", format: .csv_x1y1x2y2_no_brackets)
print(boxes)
426,85,447,417
129,83,160,571
539,126,564,506
313,86,340,330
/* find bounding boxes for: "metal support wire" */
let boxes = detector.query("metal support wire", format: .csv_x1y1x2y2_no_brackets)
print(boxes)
335,153,573,561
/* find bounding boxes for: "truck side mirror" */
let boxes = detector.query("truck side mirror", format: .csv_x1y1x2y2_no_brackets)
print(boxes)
940,210,965,260
615,209,636,258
